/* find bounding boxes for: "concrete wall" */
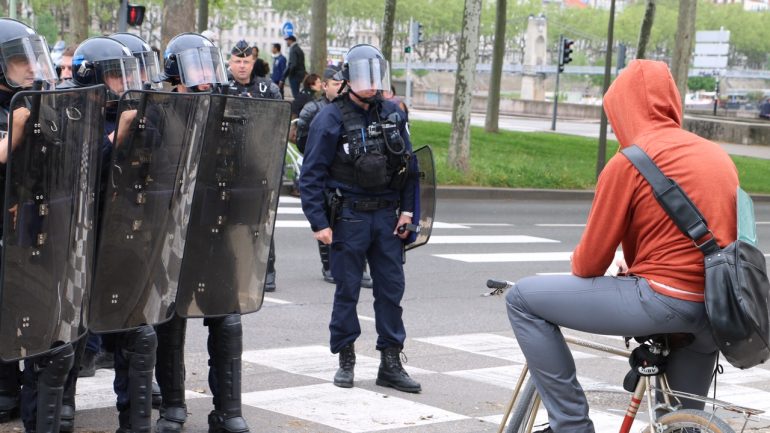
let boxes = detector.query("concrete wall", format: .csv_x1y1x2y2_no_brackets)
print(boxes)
410,89,770,146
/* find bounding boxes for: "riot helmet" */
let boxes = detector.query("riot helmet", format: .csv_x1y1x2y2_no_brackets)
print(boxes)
109,32,162,89
0,18,57,90
163,32,227,90
337,44,390,103
72,37,143,100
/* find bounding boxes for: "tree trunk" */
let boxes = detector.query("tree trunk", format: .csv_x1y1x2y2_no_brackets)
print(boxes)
636,0,655,60
484,0,506,133
671,0,696,108
161,0,195,51
448,0,483,173
197,0,208,32
381,0,397,64
310,0,328,75
69,0,88,45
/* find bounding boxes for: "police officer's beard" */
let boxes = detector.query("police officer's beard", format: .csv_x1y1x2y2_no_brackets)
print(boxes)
349,88,383,105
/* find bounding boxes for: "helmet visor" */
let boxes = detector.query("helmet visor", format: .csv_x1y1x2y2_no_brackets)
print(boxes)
177,46,228,88
347,57,390,95
0,35,57,88
135,50,162,89
101,57,143,100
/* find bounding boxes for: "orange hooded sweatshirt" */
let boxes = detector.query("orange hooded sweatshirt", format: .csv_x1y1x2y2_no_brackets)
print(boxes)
571,60,738,302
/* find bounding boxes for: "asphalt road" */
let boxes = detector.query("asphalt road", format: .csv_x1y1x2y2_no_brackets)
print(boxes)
8,195,768,433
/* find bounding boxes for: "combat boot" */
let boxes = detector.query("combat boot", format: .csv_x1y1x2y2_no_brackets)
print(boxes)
207,315,250,433
151,381,161,409
0,362,20,422
155,315,188,433
376,347,421,393
333,344,355,388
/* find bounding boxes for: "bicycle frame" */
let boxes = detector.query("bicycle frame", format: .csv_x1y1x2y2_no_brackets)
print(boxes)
498,335,764,433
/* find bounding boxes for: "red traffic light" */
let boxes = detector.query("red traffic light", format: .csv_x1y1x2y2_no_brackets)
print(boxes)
127,4,146,26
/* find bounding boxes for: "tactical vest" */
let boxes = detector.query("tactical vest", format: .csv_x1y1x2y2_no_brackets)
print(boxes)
230,77,277,99
329,97,410,192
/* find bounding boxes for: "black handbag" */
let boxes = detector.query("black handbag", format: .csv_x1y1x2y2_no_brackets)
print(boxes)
622,145,770,369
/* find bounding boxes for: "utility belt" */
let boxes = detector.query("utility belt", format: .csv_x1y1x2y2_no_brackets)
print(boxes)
325,189,398,224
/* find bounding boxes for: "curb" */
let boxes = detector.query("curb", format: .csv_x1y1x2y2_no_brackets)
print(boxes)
281,184,770,203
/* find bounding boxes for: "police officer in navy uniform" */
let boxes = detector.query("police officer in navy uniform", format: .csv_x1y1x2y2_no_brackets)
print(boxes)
154,32,252,433
0,19,80,433
227,39,281,292
64,36,157,433
299,44,421,393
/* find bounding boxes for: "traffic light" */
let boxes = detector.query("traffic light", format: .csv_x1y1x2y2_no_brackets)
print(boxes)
559,38,574,73
410,21,424,46
416,22,424,44
127,4,146,27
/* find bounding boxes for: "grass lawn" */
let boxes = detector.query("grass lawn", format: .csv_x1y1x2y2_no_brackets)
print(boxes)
410,120,770,194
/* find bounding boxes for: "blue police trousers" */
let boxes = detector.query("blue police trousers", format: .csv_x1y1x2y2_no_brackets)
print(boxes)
505,275,717,433
329,206,406,353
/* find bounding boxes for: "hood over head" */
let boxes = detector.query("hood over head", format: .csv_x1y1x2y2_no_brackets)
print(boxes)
603,59,682,148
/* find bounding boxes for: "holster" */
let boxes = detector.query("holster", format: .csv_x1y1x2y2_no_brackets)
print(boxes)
325,189,343,226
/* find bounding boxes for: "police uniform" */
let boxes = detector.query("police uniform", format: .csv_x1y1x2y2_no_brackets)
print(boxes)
300,80,421,392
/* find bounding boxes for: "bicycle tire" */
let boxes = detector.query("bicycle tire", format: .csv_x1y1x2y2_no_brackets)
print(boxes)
652,409,735,433
506,379,540,433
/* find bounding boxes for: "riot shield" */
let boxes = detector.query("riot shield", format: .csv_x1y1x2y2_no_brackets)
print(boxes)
406,145,436,251
88,90,209,332
0,85,105,361
176,95,291,318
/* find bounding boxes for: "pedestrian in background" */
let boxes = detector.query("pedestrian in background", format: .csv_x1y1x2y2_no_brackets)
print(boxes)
280,35,306,99
270,43,286,97
249,45,270,80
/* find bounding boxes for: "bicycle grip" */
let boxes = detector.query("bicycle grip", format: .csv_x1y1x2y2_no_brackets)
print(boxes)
486,279,509,290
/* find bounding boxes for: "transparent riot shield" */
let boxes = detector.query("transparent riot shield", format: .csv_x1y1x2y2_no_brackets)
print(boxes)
0,85,105,361
88,90,209,332
176,95,291,318
406,145,436,251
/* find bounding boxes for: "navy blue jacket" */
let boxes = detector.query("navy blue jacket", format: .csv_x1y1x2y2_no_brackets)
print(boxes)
300,94,416,232
271,54,287,85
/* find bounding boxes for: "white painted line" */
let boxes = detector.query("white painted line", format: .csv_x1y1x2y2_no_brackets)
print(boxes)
263,296,292,305
536,223,586,227
241,345,433,382
478,409,644,431
456,223,513,227
279,196,302,204
415,333,595,362
756,221,770,225
429,235,559,244
275,220,310,228
433,222,471,229
277,207,305,214
357,315,375,322
75,369,207,410
242,383,467,432
435,252,573,263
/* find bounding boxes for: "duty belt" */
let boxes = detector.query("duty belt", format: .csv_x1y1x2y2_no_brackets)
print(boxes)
342,197,399,212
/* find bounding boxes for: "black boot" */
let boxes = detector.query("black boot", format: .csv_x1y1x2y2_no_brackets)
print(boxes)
207,315,249,433
34,344,76,433
376,347,421,393
151,381,161,409
264,239,276,292
155,315,188,433
60,337,85,433
0,361,20,422
78,350,96,378
333,344,355,388
118,326,157,433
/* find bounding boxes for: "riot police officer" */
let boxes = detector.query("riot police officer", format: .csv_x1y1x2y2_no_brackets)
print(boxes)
299,44,421,393
63,36,156,433
227,39,281,291
154,32,252,433
0,18,76,433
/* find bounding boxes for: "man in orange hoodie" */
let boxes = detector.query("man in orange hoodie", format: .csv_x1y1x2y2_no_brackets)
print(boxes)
505,60,738,433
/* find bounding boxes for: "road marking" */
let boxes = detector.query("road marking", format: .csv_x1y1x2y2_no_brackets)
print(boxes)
277,207,305,214
415,333,595,362
74,370,207,410
241,345,433,382
536,223,586,227
428,235,559,244
279,196,301,204
455,223,513,227
479,409,645,433
242,383,467,432
276,220,471,229
435,252,573,263
357,315,375,322
263,296,292,305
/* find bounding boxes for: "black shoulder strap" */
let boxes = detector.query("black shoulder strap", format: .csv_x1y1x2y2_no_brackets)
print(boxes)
621,145,720,255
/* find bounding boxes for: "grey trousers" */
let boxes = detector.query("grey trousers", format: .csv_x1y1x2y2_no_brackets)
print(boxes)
505,275,717,433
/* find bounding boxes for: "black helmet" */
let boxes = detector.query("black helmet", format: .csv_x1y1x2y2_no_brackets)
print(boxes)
72,37,142,99
163,32,227,88
109,32,162,88
0,18,57,89
337,44,390,97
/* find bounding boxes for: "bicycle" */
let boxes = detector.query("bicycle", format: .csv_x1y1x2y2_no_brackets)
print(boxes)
486,279,765,433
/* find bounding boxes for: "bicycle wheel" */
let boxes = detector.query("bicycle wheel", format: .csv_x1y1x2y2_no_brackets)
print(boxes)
652,409,735,433
506,379,540,433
